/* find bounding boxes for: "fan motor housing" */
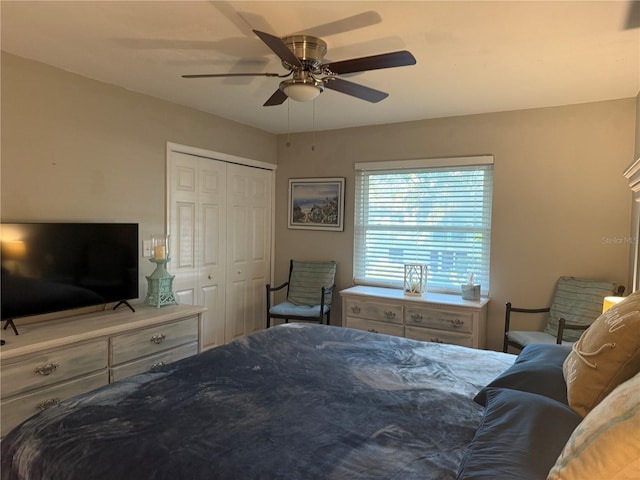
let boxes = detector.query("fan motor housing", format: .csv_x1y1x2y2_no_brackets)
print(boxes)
281,35,327,70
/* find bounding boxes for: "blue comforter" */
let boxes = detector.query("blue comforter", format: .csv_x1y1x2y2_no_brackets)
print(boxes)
1,324,513,480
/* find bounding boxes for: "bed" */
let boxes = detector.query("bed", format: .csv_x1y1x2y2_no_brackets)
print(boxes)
2,316,638,480
2,324,511,479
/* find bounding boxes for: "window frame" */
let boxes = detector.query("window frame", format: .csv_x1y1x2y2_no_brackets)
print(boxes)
353,155,494,296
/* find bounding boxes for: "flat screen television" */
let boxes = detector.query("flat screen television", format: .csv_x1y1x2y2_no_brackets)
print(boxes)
1,222,139,322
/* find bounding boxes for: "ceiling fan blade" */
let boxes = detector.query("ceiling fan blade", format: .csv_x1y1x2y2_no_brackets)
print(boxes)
182,72,281,78
626,1,640,29
323,50,416,75
212,3,256,38
253,30,303,68
323,78,388,103
263,89,288,106
290,11,382,38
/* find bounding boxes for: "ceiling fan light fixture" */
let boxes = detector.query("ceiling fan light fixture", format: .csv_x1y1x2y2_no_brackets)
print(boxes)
281,75,325,102
284,83,321,102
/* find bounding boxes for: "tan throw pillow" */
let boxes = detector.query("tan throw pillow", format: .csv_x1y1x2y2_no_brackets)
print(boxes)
547,371,640,480
563,290,640,417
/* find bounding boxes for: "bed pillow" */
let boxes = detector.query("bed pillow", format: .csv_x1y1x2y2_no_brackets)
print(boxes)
457,388,581,480
548,371,640,480
563,290,640,417
474,344,571,406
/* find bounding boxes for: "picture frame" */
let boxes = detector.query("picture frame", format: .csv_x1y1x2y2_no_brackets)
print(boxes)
288,177,345,231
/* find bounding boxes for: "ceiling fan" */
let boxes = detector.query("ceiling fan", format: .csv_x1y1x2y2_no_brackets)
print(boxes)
182,29,416,106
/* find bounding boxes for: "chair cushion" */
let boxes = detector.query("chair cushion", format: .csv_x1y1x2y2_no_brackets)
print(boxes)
506,330,573,348
548,371,640,480
287,260,336,306
563,290,640,417
545,277,617,342
269,301,330,318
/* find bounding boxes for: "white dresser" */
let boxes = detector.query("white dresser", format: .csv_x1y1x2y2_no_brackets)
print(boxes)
340,286,488,349
0,304,206,436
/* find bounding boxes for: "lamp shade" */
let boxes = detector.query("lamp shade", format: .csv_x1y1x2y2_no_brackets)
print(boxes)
602,296,625,313
283,83,321,102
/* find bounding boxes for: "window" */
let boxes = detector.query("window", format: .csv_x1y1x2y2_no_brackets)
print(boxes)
353,156,494,295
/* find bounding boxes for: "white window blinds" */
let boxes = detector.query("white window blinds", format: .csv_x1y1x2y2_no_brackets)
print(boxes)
353,156,494,295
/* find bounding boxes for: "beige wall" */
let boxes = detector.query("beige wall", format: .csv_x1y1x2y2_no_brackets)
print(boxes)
2,53,637,351
636,93,640,156
1,53,277,297
274,99,637,350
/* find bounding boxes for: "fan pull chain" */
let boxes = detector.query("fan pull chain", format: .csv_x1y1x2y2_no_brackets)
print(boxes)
286,100,291,148
311,100,316,151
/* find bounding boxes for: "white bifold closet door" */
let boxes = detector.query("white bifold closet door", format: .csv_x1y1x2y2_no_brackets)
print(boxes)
168,151,272,350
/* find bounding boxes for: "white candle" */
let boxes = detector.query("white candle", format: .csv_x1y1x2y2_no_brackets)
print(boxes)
154,245,165,260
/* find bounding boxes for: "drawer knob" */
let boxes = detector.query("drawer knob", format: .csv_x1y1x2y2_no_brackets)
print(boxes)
34,362,59,376
36,398,61,411
411,313,423,322
384,311,396,319
351,306,361,314
367,328,379,334
449,319,464,328
150,333,166,345
430,337,444,344
150,361,166,371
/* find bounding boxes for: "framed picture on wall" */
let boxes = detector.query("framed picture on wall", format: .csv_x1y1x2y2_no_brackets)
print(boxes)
288,177,345,231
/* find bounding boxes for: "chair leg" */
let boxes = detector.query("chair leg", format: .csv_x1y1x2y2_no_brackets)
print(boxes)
557,318,566,344
503,302,511,353
265,284,271,329
326,310,330,326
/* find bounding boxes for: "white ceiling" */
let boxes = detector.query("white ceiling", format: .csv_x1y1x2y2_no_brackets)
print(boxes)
1,1,638,134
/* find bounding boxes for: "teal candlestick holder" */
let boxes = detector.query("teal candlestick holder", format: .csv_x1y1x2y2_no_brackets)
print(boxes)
145,258,177,308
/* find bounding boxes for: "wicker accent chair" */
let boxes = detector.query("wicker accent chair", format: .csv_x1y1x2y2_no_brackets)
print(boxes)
266,260,336,328
503,276,624,352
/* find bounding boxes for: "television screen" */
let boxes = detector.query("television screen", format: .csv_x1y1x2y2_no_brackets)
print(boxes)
1,223,139,320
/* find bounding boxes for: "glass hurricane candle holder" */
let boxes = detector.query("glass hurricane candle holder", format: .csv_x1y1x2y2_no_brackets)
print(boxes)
151,234,169,261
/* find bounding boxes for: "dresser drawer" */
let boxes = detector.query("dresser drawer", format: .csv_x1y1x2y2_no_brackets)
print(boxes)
1,340,108,397
346,316,405,337
111,316,198,366
405,325,474,348
404,306,473,333
1,370,108,437
344,299,403,324
110,342,198,383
